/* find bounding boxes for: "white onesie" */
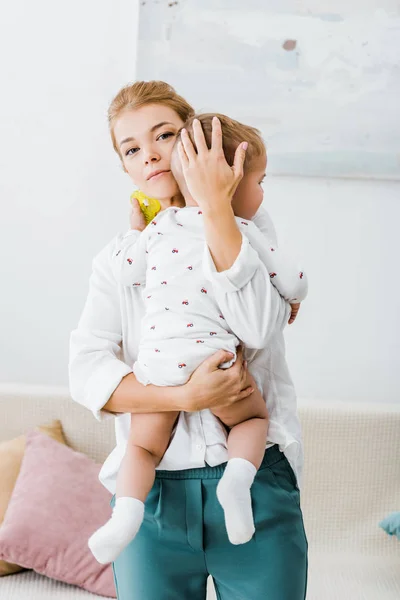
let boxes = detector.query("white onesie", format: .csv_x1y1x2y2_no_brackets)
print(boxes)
113,206,307,387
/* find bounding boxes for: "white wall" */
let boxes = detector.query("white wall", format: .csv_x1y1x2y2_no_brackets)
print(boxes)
264,175,400,404
0,0,140,386
1,1,399,404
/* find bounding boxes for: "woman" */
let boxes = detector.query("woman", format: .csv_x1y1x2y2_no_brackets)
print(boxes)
69,80,308,599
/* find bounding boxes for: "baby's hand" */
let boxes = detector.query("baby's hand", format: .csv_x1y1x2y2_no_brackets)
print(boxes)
130,197,146,232
288,302,301,325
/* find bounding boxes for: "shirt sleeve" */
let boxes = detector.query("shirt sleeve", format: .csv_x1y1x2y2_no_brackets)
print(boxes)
202,232,290,350
111,228,148,288
68,239,132,421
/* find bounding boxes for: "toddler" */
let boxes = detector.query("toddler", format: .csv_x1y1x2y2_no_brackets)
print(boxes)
88,114,308,564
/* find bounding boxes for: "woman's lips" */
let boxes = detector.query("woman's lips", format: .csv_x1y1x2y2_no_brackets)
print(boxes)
148,170,170,181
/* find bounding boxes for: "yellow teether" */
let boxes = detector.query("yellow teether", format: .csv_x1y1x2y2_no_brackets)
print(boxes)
131,191,161,225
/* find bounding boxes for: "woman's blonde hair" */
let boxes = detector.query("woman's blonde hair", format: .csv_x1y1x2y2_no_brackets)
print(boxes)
108,80,195,157
177,113,266,172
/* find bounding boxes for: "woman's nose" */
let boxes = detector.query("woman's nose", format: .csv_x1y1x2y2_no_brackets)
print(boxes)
144,149,161,164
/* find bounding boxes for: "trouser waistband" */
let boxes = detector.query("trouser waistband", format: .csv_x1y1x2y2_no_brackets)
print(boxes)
155,444,282,480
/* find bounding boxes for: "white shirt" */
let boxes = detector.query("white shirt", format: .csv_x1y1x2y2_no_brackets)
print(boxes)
69,205,305,492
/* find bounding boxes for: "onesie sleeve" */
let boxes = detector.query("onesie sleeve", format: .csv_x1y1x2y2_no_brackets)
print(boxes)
202,234,290,350
242,219,308,303
111,228,149,288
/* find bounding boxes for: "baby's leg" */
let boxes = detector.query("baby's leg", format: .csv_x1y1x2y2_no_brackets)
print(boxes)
213,392,269,468
89,411,179,564
212,394,269,546
117,411,180,501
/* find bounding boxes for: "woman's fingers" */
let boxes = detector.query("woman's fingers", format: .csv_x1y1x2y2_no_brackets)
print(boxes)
204,349,235,371
232,141,247,183
129,197,146,231
192,118,208,156
180,128,197,163
211,116,224,157
229,346,247,388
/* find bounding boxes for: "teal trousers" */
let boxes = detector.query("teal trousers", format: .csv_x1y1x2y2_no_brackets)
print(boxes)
111,445,308,599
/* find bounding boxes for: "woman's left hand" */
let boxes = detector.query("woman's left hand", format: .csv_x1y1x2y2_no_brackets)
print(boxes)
177,116,247,214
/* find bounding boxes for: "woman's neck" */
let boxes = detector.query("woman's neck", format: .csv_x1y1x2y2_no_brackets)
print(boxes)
158,194,185,210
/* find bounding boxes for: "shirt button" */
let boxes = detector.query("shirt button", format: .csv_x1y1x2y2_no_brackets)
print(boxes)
196,444,203,450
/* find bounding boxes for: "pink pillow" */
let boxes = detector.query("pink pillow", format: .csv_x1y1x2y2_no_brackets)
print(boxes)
0,430,116,598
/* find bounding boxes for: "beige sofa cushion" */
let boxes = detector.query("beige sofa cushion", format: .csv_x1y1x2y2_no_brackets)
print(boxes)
0,420,67,576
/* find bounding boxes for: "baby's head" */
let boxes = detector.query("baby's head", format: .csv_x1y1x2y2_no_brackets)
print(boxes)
171,113,267,219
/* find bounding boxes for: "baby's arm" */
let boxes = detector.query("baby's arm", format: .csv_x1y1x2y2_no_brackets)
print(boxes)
111,229,149,287
202,235,289,350
202,206,307,349
241,218,308,304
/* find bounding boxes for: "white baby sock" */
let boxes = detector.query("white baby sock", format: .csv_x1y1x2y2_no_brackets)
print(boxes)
216,458,257,545
88,496,145,564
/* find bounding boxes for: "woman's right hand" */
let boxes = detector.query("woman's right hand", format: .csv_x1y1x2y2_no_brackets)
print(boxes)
183,347,254,412
130,197,146,231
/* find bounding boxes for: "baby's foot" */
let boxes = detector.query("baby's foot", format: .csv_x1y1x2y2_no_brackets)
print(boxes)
217,458,257,545
88,497,144,564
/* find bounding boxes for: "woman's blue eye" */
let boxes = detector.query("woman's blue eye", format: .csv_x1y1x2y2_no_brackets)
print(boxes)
125,133,174,156
158,132,175,141
126,147,139,156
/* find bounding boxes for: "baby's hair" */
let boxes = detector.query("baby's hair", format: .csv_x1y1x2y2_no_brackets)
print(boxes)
108,80,195,158
176,113,266,172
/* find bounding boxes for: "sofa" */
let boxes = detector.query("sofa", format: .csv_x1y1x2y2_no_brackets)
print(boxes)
0,384,399,599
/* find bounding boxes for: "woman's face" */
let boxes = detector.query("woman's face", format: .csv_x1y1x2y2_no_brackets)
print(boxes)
113,104,185,201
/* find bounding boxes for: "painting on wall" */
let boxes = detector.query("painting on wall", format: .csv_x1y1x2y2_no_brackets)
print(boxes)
137,0,400,180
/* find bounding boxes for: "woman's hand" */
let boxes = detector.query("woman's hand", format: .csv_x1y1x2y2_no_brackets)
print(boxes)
177,117,247,215
130,197,146,231
182,347,254,412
